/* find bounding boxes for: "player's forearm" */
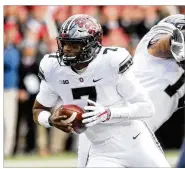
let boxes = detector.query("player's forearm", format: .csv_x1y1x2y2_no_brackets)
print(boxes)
33,109,43,124
148,34,173,58
109,100,155,120
114,71,155,120
32,100,52,124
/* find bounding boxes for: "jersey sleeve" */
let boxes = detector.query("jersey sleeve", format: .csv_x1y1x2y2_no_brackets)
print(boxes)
116,70,149,101
37,54,58,107
112,70,155,120
38,54,53,82
109,47,133,75
36,80,58,107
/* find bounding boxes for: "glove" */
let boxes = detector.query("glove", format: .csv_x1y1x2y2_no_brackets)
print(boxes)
170,28,185,62
82,99,111,127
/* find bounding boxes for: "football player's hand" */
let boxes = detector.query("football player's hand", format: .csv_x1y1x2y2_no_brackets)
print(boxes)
82,99,111,127
49,108,73,133
171,28,185,62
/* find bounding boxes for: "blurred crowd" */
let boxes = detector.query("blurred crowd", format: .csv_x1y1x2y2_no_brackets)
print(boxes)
4,5,185,157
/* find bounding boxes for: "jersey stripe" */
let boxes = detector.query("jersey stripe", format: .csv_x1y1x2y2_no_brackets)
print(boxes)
142,121,165,155
49,54,57,58
164,72,185,97
177,94,185,109
119,55,133,74
38,67,46,81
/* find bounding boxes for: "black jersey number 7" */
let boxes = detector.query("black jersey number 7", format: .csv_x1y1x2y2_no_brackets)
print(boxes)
72,86,97,102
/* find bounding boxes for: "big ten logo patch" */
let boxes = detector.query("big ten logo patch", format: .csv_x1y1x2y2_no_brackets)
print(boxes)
59,80,69,84
79,77,84,82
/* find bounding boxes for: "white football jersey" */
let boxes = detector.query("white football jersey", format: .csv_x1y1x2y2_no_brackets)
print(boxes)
132,23,185,132
36,46,151,142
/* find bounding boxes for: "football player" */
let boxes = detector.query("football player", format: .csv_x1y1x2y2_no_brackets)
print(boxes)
133,14,185,168
133,14,185,132
78,14,185,167
32,14,170,167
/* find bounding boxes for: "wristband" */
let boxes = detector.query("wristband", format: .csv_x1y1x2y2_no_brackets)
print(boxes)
38,111,52,128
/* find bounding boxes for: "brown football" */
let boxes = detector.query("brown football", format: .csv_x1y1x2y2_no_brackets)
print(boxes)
57,104,87,134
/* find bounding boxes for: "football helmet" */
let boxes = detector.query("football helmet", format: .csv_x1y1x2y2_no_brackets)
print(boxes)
56,14,103,66
158,14,185,30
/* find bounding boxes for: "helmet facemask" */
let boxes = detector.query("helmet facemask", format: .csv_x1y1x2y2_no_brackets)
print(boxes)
56,35,101,66
57,37,100,66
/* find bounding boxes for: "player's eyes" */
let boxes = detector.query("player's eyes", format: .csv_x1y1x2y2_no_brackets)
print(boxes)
73,45,81,50
63,44,81,53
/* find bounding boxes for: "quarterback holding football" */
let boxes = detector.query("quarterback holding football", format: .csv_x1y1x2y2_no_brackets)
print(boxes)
33,14,170,167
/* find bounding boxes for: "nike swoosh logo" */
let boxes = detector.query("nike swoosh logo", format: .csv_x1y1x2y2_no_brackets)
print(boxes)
133,133,141,140
93,78,103,82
